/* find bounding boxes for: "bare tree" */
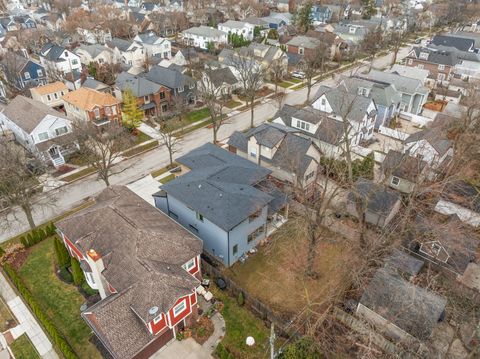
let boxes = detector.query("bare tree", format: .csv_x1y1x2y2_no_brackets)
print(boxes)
0,142,54,230
360,26,384,72
197,71,228,143
388,31,405,68
305,43,329,102
72,121,133,186
228,49,266,128
155,116,184,166
271,58,285,94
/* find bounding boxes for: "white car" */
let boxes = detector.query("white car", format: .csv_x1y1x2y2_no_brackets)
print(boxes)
291,71,306,79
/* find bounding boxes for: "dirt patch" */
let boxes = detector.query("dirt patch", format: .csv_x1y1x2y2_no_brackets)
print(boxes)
191,316,214,345
2,244,29,270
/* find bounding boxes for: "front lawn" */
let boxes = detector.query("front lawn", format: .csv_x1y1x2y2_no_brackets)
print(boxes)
278,81,294,88
223,219,353,315
212,286,271,359
18,237,102,359
225,100,243,109
62,167,96,183
10,334,40,359
122,140,159,157
159,173,175,184
185,108,211,123
0,297,16,332
133,131,152,144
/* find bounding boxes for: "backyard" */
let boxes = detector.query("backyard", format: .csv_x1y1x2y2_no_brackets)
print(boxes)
223,219,354,315
18,237,102,359
10,334,40,359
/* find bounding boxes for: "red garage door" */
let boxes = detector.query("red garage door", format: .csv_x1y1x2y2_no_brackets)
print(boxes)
133,328,174,359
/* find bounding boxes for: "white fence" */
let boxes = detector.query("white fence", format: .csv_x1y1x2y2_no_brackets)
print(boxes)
378,125,409,141
399,111,434,127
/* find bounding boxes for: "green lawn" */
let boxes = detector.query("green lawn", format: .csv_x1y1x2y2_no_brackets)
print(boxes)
175,119,212,137
278,81,294,88
289,78,302,83
151,162,179,178
185,108,211,123
212,286,271,359
291,83,307,90
18,237,102,359
159,173,175,184
0,297,16,332
134,131,152,144
122,140,159,157
225,100,243,109
10,334,40,359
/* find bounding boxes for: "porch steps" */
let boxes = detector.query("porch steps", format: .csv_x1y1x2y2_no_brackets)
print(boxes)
52,155,65,167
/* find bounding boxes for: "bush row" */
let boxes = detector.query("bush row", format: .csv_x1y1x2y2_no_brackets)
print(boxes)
3,264,78,359
20,223,56,248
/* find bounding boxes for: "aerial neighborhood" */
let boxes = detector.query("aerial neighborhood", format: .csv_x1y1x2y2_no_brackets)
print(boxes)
0,0,479,359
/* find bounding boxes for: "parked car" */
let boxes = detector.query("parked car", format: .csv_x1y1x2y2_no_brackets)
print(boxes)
291,71,306,79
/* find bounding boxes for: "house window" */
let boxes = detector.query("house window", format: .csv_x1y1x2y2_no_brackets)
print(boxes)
169,211,178,219
173,300,186,317
38,132,49,141
71,59,78,65
196,212,204,222
438,73,445,81
64,51,68,57
438,64,445,70
160,92,166,100
112,106,117,115
249,210,260,223
94,108,100,118
105,106,111,115
321,98,326,106
162,104,168,112
178,86,184,93
305,171,315,181
408,59,413,65
419,52,429,60
47,94,51,101
233,244,238,255
298,47,304,55
144,95,150,103
54,93,58,99
417,64,424,69
189,224,198,233
24,72,30,79
391,176,400,186
37,69,43,77
248,226,265,243
250,147,257,158
55,126,68,136
153,314,163,324
182,258,196,271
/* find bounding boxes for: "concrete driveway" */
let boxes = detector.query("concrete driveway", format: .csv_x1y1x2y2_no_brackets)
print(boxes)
150,338,212,359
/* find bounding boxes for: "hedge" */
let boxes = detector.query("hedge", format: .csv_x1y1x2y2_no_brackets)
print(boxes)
20,223,56,248
3,264,78,359
215,343,235,359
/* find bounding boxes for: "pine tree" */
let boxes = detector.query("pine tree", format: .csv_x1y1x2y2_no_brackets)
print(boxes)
54,238,70,268
71,257,85,286
121,90,143,130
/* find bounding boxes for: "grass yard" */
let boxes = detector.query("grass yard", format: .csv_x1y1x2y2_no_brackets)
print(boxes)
10,334,40,359
62,167,96,183
289,78,302,83
185,108,211,123
223,220,353,315
122,140,159,157
225,100,243,109
18,237,102,359
134,131,152,144
151,162,179,178
291,83,307,90
212,286,271,359
159,173,175,184
278,81,294,88
0,297,16,332
175,119,212,137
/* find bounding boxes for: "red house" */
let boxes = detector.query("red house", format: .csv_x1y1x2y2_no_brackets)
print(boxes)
55,186,202,359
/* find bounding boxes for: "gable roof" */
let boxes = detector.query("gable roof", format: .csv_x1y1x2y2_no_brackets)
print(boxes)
440,180,480,214
204,67,238,87
158,143,278,232
431,35,475,52
106,37,136,52
40,43,68,62
340,76,402,108
348,178,401,216
30,81,67,96
135,32,166,45
219,20,250,30
115,71,162,97
382,150,427,182
384,249,424,277
182,25,226,38
142,65,195,90
360,268,446,340
76,44,112,58
62,87,118,111
388,64,429,83
2,95,67,133
82,78,110,92
410,47,459,66
57,186,202,359
286,35,322,49
404,127,452,156
359,70,428,96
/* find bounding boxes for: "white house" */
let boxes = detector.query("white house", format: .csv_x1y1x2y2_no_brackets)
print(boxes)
133,32,171,59
30,81,68,109
218,20,256,41
181,26,228,50
39,43,82,77
75,44,117,65
77,26,112,45
0,96,76,167
106,37,145,67
403,128,453,168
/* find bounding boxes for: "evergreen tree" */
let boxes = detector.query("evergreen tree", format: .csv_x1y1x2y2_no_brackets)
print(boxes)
121,90,143,130
54,238,70,268
71,257,85,286
294,1,313,33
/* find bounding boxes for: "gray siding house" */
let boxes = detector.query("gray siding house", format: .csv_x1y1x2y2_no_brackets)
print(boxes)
153,143,287,267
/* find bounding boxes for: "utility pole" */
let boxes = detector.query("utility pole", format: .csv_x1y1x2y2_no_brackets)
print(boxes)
270,322,276,359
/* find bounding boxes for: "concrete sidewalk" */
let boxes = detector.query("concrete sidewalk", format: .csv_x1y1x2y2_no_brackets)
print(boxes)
0,273,59,358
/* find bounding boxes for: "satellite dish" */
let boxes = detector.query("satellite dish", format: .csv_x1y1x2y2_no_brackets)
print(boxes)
148,306,159,316
246,336,255,346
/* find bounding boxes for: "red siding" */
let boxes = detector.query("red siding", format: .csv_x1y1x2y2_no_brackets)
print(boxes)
149,313,167,335
168,295,192,327
108,283,117,294
63,236,84,260
187,256,199,275
190,292,197,306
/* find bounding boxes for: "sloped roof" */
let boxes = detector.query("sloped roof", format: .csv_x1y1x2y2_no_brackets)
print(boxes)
158,143,277,231
219,20,250,30
204,67,238,87
106,37,135,52
62,87,118,110
2,95,67,133
82,78,110,92
348,178,401,216
30,81,67,96
182,25,226,38
40,43,67,62
382,150,427,182
359,70,428,96
404,128,452,156
360,268,446,340
410,47,459,66
431,35,474,52
142,65,195,90
384,249,424,277
76,44,112,58
286,35,322,49
115,71,162,97
340,76,402,108
440,180,480,214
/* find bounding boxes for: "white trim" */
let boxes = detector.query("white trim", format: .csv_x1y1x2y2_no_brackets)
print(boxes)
173,299,187,317
182,258,195,271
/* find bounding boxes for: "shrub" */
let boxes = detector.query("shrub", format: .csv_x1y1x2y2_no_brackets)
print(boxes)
71,257,85,286
237,292,244,306
3,264,78,359
0,247,4,257
54,238,70,268
81,282,98,297
59,267,73,283
21,225,55,248
20,236,28,248
215,343,234,359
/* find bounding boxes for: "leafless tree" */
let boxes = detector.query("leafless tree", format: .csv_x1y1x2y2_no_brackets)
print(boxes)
155,116,184,166
271,58,285,94
388,31,405,68
72,121,133,186
228,49,266,128
197,71,228,143
361,26,384,72
305,43,329,102
0,142,55,230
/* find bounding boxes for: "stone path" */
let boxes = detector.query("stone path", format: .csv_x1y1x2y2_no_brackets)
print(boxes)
202,312,226,353
0,273,59,358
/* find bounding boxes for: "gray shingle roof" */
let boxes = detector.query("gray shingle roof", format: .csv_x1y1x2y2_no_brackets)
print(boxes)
431,35,474,52
382,150,426,182
76,44,111,58
204,67,238,87
359,70,428,96
360,268,446,340
404,128,452,156
384,249,424,277
411,47,459,66
219,20,249,30
441,180,480,214
40,43,67,62
348,178,401,216
2,95,67,133
107,37,134,52
340,76,402,108
115,71,162,97
286,35,322,49
136,32,165,45
142,65,195,90
159,143,276,231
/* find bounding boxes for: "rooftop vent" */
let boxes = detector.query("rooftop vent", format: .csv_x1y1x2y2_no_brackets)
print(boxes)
148,306,159,316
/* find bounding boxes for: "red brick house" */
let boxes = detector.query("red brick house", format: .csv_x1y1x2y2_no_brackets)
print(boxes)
62,87,122,126
114,72,172,118
55,186,203,359
405,47,457,86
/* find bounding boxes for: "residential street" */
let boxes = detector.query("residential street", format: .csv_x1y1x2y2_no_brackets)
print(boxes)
0,46,412,242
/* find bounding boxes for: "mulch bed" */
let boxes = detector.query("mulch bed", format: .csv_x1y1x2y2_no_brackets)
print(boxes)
3,245,29,270
191,316,214,345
